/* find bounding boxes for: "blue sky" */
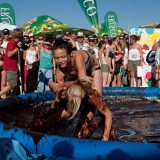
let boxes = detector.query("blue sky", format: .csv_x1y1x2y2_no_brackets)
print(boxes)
2,0,160,31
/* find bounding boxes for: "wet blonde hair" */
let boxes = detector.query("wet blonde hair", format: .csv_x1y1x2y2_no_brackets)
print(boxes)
66,84,86,120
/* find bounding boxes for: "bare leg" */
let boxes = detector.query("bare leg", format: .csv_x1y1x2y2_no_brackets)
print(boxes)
87,89,112,141
102,72,109,87
130,71,135,87
1,70,7,98
0,85,11,98
158,80,160,88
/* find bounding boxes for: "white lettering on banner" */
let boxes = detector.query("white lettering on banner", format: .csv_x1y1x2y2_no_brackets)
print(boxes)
107,15,117,37
87,6,96,16
83,0,97,17
83,0,94,7
0,7,13,24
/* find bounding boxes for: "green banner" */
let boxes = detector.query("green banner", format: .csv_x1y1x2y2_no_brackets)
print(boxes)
77,0,99,34
104,11,118,37
0,3,16,25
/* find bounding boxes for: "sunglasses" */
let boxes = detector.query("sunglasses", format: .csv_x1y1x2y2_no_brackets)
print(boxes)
103,37,108,39
30,39,35,42
45,43,51,46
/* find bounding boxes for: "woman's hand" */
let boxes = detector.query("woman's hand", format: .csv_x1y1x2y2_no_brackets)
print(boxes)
25,59,29,65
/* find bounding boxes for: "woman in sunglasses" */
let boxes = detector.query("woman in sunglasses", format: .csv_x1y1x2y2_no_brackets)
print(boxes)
37,37,55,92
23,36,39,93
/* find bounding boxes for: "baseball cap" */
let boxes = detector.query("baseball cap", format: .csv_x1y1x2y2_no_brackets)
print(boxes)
3,28,10,35
77,32,84,37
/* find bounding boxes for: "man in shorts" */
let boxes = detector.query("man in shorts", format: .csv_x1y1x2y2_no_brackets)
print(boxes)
0,28,23,98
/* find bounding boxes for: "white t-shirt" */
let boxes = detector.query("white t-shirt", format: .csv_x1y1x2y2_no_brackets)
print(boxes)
1,41,9,49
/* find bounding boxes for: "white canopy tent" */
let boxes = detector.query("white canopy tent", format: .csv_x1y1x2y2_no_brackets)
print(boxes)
0,23,17,34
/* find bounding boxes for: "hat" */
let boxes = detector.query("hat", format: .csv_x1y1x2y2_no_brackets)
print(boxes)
3,28,10,35
23,35,29,39
56,34,63,39
77,32,84,37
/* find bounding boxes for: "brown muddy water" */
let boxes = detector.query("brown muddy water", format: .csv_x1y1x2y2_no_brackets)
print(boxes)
0,97,159,143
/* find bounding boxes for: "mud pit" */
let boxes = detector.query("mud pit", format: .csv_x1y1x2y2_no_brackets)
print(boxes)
0,97,159,143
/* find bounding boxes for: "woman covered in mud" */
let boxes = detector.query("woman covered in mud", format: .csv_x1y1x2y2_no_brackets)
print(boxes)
32,39,112,141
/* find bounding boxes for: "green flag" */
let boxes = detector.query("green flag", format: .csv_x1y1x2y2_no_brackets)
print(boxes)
77,0,99,34
0,3,16,25
104,11,118,37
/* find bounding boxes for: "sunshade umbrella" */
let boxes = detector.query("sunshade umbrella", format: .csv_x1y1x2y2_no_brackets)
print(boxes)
23,15,70,36
23,15,94,36
140,22,160,28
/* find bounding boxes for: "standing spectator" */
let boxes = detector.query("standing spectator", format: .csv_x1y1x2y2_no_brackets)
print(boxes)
36,35,45,49
103,34,110,49
98,40,110,86
82,35,90,51
127,35,143,87
88,36,99,58
0,36,5,90
112,41,125,87
70,32,77,42
1,29,10,98
105,37,118,86
152,37,160,88
1,29,10,49
75,32,85,50
23,36,39,93
37,37,54,92
0,28,23,98
63,32,77,50
22,35,30,50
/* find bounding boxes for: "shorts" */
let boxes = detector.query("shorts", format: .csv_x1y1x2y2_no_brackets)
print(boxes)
156,65,160,80
6,70,18,89
101,64,109,73
128,60,141,72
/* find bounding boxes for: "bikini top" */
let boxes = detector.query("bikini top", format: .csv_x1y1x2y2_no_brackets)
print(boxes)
109,50,115,59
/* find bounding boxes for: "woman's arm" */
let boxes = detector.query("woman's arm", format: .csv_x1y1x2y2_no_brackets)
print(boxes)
23,50,29,64
105,48,111,69
98,50,102,65
138,44,144,65
152,39,160,51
